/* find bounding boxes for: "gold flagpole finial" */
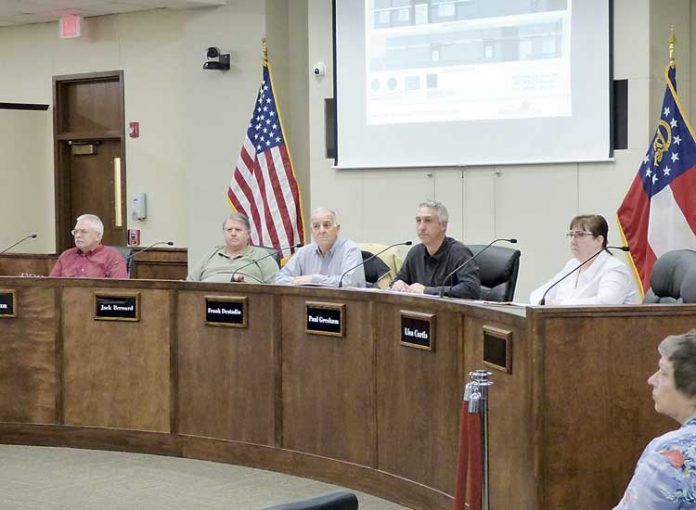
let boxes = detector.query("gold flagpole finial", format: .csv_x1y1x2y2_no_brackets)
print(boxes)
262,37,268,64
669,26,676,68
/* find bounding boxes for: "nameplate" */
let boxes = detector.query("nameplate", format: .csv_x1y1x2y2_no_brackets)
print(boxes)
482,325,512,373
0,290,16,318
94,293,139,321
205,296,248,328
400,311,435,351
305,301,345,337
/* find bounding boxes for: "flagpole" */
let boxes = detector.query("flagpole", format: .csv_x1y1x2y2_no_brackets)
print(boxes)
669,26,675,68
262,37,268,65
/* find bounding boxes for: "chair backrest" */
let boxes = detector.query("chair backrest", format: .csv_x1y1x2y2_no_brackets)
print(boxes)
680,266,696,303
112,246,134,277
643,249,696,303
468,244,521,302
361,250,390,288
258,491,359,510
358,243,404,289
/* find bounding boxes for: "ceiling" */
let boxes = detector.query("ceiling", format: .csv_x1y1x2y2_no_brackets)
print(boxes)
0,0,226,27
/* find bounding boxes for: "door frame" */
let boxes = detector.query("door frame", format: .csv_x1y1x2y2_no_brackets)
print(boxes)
53,70,126,252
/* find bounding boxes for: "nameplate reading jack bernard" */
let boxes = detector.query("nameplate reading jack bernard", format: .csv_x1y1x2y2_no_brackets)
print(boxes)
94,293,139,321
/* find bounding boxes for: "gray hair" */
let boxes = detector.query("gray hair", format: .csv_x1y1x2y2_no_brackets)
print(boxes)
418,200,448,224
658,330,696,398
222,213,251,232
310,207,338,224
76,214,104,236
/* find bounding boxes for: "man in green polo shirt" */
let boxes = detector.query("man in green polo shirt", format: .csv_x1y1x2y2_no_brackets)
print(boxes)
187,213,279,283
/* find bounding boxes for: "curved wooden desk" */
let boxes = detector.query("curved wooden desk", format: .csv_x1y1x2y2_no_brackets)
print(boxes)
0,277,694,509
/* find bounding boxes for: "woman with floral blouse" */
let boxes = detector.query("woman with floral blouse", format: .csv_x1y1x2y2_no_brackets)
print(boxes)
615,330,696,509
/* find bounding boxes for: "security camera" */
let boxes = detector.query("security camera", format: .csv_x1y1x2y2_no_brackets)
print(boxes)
203,47,230,71
312,62,326,77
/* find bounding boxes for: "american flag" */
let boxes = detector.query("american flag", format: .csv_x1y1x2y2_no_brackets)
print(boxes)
227,62,304,257
617,63,696,294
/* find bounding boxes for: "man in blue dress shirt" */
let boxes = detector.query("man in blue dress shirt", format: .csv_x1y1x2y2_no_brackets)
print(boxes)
273,208,366,288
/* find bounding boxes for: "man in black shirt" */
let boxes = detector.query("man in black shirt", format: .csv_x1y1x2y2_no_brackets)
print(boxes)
391,200,481,299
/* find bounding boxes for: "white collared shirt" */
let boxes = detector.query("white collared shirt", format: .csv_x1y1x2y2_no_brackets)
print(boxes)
529,251,640,305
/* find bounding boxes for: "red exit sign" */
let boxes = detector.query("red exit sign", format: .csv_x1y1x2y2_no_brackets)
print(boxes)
59,14,81,39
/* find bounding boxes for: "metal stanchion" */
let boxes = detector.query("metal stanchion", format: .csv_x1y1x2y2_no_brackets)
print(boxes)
453,370,494,510
469,370,493,510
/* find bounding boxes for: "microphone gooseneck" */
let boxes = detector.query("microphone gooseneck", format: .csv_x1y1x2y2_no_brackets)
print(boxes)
105,240,174,277
438,238,517,298
0,233,38,255
338,240,412,288
230,243,302,283
538,245,630,305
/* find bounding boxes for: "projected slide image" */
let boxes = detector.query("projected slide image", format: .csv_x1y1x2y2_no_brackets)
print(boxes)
366,0,571,125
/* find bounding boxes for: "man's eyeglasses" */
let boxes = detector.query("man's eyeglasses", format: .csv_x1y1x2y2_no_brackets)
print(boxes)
70,229,93,236
565,231,595,239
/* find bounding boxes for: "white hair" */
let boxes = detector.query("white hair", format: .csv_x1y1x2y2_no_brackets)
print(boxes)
76,214,104,236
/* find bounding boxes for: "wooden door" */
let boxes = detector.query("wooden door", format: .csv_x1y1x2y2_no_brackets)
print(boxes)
53,71,126,252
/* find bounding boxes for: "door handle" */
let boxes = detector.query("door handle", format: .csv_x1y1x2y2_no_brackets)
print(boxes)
114,157,123,228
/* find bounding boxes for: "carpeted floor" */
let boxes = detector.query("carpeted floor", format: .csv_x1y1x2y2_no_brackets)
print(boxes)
0,445,410,509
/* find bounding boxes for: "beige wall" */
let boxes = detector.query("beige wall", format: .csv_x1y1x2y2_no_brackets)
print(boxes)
305,0,687,301
0,109,53,253
0,0,692,299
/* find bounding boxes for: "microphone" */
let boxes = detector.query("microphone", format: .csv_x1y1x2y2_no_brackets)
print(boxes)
538,245,629,305
106,240,174,277
230,243,302,282
438,238,518,298
338,240,412,288
0,233,38,254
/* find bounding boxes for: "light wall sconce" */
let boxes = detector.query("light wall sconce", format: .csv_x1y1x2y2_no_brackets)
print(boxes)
203,46,230,71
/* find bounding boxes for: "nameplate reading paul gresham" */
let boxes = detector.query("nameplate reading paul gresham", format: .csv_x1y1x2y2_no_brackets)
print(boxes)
205,297,247,328
0,290,16,318
400,311,435,351
94,294,139,321
305,302,345,337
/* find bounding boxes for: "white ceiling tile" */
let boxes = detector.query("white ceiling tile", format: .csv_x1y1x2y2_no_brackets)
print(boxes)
0,0,226,26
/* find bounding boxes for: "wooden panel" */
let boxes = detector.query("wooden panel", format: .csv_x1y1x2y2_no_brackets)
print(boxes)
463,310,536,509
0,285,56,424
62,286,171,432
61,78,122,134
282,295,375,466
177,290,276,444
375,302,461,494
538,310,696,509
0,254,56,276
132,248,187,280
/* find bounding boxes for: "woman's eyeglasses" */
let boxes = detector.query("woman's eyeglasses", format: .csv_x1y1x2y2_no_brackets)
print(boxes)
565,231,595,239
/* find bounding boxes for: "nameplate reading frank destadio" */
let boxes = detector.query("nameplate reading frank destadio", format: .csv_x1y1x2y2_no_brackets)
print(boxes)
400,311,435,351
0,290,16,318
205,296,247,328
94,293,139,321
305,302,345,337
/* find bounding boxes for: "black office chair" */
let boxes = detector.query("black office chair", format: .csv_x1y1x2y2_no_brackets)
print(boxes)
361,250,390,288
468,244,521,302
643,249,696,303
258,491,359,510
